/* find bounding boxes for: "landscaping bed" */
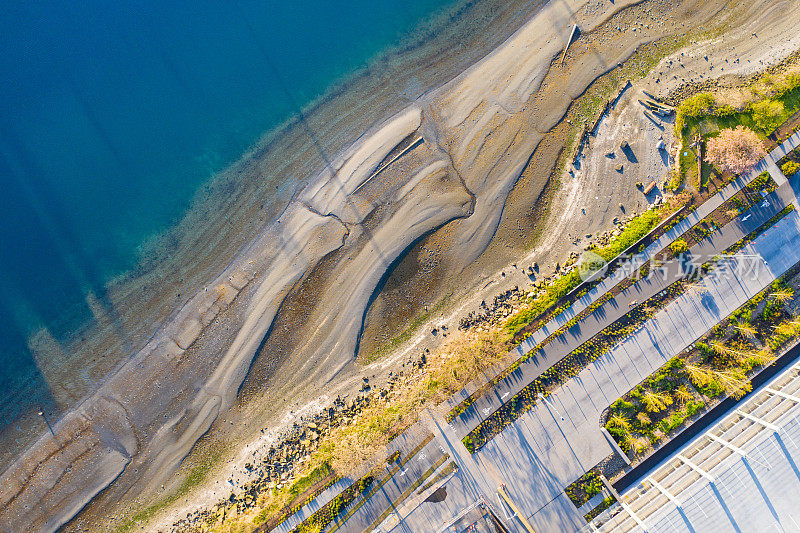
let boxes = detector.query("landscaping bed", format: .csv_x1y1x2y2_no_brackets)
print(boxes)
778,145,800,178
603,261,800,461
289,474,373,533
566,467,606,508
463,279,691,453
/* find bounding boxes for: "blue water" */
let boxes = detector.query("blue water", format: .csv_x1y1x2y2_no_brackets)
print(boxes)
0,0,455,422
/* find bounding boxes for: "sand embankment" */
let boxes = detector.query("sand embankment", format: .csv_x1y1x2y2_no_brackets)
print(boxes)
5,0,800,531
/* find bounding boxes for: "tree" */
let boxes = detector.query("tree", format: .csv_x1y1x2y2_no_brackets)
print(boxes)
641,390,673,413
714,369,751,400
710,341,752,362
747,348,776,367
735,320,757,339
621,433,638,453
750,99,785,134
677,93,716,118
685,364,715,388
771,288,795,303
608,414,631,431
705,126,767,175
674,385,693,404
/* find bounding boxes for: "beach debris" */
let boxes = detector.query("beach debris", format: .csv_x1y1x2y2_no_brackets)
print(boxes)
615,164,624,172
561,24,580,64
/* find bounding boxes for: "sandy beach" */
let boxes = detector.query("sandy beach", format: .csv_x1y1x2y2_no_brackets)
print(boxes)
4,0,800,531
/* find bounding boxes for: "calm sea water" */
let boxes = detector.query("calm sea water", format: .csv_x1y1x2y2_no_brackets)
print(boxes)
0,0,455,424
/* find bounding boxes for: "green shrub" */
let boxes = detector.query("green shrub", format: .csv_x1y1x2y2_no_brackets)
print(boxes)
775,71,800,97
697,379,724,398
782,160,800,177
462,435,474,453
677,93,715,119
669,238,689,255
750,99,785,134
713,104,737,117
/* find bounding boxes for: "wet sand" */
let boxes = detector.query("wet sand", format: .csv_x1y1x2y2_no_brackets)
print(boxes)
4,0,800,531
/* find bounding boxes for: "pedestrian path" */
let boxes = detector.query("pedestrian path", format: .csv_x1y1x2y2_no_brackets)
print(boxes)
446,131,800,428
420,211,800,533
450,184,794,439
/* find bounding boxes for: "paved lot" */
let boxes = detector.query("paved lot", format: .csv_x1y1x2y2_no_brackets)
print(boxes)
401,211,800,533
451,184,796,440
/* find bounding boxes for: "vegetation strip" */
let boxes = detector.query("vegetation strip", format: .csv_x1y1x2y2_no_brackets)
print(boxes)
416,461,458,495
463,279,690,453
464,205,798,454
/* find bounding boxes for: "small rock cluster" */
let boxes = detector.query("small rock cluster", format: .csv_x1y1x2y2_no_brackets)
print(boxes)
458,285,526,330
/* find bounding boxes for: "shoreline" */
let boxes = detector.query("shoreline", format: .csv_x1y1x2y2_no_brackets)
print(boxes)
5,0,800,531
1,0,560,529
0,0,554,470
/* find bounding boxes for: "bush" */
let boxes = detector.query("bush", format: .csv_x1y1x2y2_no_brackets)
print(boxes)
775,70,800,97
748,171,772,192
462,435,474,453
750,99,785,134
678,93,715,118
782,160,800,177
669,239,689,255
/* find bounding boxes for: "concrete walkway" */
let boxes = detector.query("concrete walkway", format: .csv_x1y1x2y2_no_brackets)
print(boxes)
407,211,800,533
446,130,800,424
450,184,796,440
